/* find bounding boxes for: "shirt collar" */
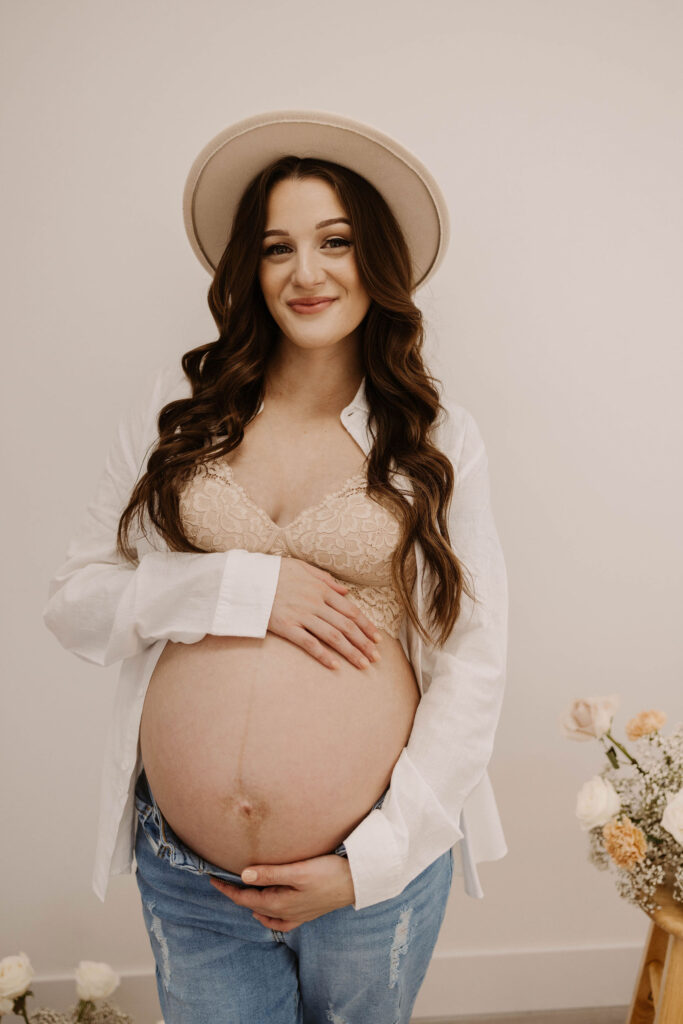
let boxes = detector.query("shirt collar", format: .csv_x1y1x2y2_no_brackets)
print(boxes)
345,374,369,416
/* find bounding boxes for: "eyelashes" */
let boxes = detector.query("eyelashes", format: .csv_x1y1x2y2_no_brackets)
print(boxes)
262,238,353,257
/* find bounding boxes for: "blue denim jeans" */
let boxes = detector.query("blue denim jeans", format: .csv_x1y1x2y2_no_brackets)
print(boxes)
134,769,453,1024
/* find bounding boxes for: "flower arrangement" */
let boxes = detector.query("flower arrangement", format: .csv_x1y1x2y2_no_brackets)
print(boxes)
561,694,683,913
0,955,132,1023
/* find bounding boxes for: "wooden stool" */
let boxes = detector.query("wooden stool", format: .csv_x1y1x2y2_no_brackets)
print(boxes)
627,883,683,1023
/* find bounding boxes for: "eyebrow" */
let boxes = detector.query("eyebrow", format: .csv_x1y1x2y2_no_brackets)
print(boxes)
263,217,351,239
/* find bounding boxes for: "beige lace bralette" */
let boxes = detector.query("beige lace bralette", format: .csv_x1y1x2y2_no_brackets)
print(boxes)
178,458,415,638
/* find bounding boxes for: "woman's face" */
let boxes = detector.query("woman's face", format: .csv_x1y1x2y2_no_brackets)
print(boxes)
258,176,371,353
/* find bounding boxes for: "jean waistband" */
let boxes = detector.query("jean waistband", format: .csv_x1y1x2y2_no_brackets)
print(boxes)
134,768,387,886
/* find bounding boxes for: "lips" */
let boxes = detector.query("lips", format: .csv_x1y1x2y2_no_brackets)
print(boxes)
288,298,337,314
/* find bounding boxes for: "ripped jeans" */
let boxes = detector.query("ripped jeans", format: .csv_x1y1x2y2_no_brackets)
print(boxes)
134,769,453,1024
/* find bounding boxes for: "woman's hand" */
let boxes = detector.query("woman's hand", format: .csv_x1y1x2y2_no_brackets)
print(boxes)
267,556,382,670
208,854,355,931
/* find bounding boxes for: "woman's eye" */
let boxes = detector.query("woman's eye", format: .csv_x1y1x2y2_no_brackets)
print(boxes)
262,243,290,256
261,237,352,257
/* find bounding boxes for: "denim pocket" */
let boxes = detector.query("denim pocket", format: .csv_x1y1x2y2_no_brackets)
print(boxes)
133,790,155,827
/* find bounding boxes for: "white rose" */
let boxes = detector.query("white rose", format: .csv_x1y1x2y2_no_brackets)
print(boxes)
560,695,620,741
0,997,15,1015
75,961,120,1001
576,775,621,830
0,952,34,1000
661,788,683,846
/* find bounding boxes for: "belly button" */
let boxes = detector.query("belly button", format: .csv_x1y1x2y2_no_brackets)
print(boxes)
226,792,268,822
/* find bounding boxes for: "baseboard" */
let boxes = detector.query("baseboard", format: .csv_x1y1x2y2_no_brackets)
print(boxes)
29,943,641,1023
417,1012,627,1024
412,943,640,1017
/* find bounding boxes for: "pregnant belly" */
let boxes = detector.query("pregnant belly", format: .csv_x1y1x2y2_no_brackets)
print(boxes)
139,630,420,874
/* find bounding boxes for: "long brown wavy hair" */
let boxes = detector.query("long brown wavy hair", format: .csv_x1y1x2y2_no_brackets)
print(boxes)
117,155,475,647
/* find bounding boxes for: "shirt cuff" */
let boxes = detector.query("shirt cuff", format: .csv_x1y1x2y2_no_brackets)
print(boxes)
342,808,403,910
211,550,282,637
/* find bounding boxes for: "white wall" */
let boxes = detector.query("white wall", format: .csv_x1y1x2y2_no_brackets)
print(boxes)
2,0,682,1018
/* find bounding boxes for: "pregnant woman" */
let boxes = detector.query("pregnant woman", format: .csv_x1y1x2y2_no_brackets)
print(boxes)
44,110,509,1023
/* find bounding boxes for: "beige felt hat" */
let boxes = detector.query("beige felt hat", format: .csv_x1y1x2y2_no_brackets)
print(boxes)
182,109,450,291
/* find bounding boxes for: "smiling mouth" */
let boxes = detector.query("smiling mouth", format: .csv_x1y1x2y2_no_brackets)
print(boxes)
288,299,337,314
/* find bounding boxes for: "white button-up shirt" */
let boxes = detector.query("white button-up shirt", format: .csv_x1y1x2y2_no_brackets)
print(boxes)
43,361,509,911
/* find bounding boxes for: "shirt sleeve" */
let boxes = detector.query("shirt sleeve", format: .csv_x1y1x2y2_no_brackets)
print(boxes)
42,364,282,668
342,405,509,909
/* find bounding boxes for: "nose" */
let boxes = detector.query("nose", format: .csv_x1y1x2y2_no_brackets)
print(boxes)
290,244,326,288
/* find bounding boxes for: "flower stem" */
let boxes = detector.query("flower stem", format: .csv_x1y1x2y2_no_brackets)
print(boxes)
13,994,32,1024
602,731,646,774
75,999,95,1022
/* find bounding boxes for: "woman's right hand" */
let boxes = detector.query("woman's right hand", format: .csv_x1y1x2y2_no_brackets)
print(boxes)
267,557,382,670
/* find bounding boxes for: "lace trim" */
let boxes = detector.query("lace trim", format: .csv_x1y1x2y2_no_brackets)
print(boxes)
201,461,368,533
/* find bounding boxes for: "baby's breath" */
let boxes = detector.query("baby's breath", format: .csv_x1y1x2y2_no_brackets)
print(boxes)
84,1004,133,1024
20,999,133,1023
31,1007,133,1024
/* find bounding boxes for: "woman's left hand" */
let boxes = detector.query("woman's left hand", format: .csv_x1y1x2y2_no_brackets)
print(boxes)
208,854,355,931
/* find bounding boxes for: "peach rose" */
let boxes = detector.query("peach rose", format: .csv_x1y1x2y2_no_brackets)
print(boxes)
625,710,666,740
602,815,647,870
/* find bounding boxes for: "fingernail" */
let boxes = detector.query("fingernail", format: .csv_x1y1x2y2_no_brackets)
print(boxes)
373,633,381,642
242,869,257,882
359,656,370,668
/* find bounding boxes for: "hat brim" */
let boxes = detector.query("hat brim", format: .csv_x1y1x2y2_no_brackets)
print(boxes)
182,109,450,291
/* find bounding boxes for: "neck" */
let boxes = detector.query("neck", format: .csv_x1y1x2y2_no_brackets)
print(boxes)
264,337,364,418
